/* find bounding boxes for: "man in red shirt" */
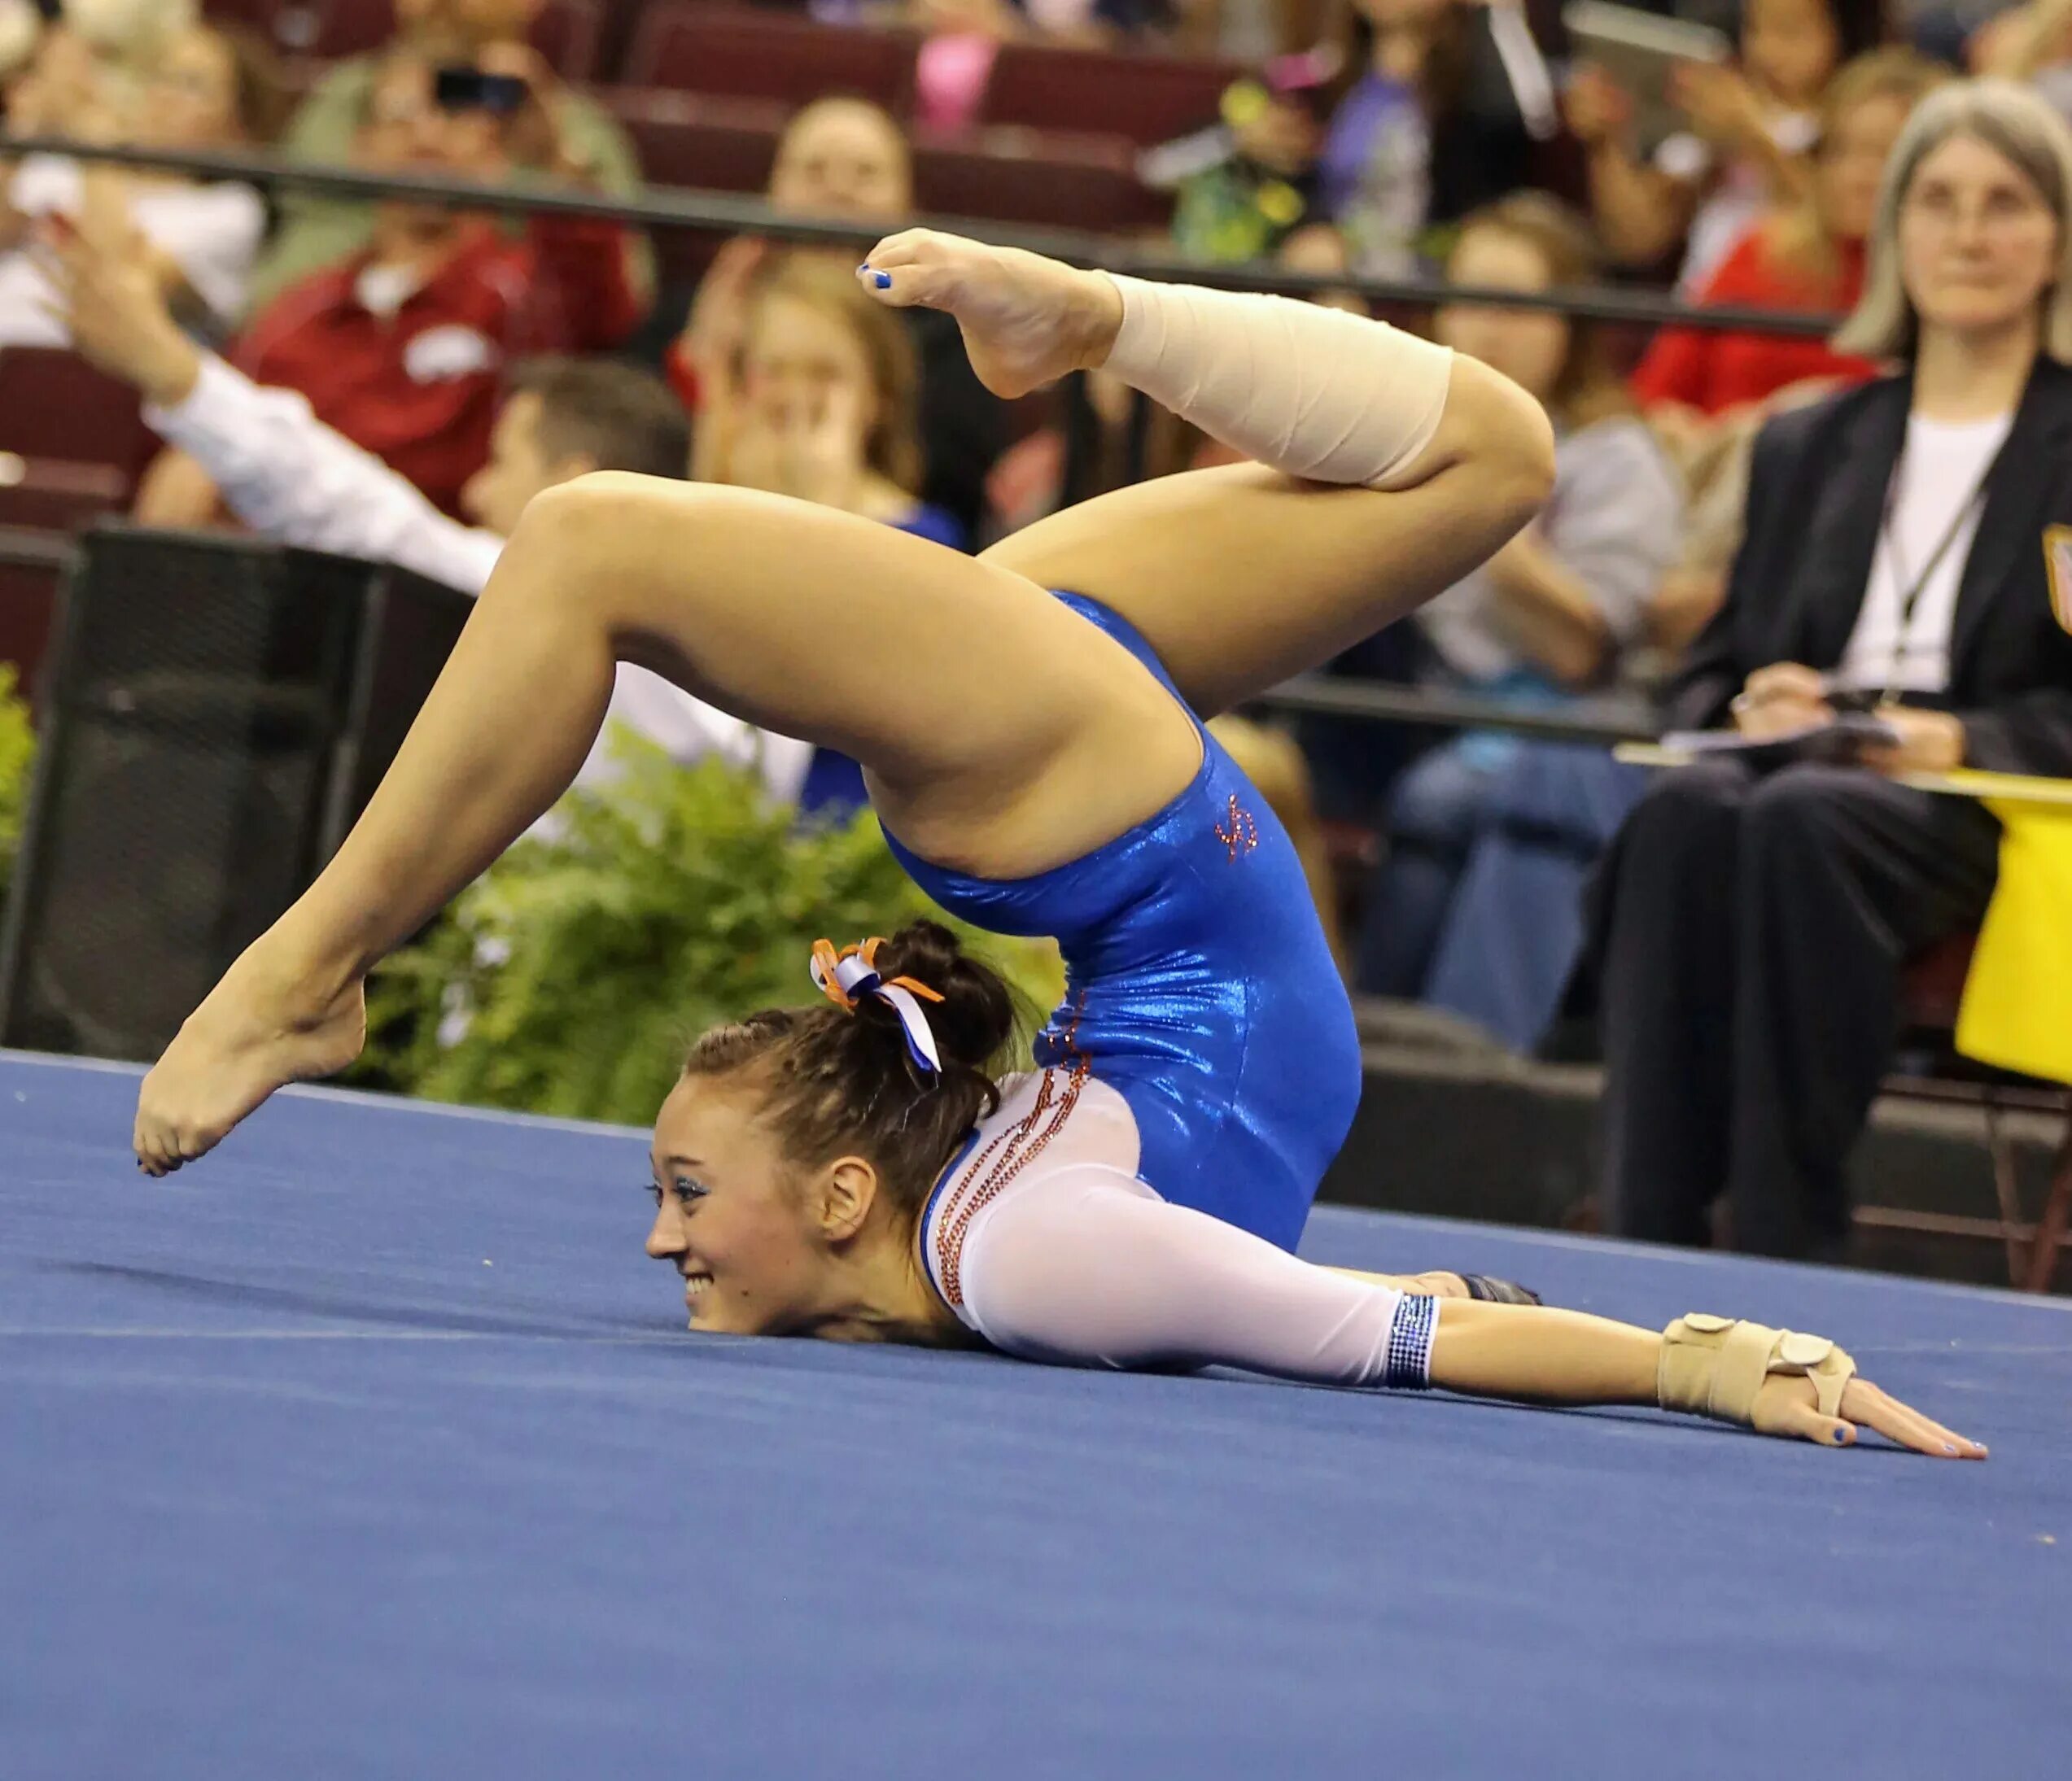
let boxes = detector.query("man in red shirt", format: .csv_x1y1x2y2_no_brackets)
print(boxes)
136,48,645,524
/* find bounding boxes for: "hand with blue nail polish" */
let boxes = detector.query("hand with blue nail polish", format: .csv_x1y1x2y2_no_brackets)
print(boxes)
1757,1368,1987,1460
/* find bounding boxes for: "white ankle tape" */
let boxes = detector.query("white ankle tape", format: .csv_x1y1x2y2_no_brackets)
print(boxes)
1103,274,1454,491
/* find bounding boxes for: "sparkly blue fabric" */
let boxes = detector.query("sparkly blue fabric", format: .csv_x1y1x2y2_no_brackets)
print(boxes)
881,591,1362,1252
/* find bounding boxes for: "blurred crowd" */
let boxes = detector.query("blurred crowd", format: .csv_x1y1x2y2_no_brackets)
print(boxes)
6,0,2072,1259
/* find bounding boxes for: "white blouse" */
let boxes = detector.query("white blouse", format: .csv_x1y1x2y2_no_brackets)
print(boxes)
1834,411,2015,696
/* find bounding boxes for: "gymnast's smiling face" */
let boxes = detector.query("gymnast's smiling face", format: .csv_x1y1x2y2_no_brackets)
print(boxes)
645,1069,888,1338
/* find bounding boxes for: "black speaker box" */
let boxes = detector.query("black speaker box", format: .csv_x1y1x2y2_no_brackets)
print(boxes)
0,526,474,1061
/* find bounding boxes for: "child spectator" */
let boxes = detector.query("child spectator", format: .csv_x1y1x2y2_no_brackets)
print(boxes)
1147,48,1336,263
702,255,964,548
670,97,1006,545
132,52,645,526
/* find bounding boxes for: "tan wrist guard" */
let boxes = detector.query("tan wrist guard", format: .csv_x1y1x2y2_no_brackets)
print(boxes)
1657,1315,1856,1424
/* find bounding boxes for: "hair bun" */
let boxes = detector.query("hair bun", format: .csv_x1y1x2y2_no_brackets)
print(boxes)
869,920,1018,1077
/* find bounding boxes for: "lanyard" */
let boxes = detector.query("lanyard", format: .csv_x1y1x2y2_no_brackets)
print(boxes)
1871,439,2002,705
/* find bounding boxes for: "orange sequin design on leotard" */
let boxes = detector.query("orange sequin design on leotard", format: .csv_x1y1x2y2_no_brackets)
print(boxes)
1214,795,1258,862
933,995,1091,1307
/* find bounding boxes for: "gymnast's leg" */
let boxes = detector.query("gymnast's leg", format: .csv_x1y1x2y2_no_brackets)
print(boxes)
135,234,1552,1172
133,482,1199,1173
860,229,1556,715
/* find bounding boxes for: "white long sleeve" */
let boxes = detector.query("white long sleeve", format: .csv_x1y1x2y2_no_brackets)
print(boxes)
145,353,509,596
955,1163,1436,1388
142,355,813,802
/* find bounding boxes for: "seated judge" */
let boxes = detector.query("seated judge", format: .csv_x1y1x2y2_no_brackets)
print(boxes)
1586,76,2072,1264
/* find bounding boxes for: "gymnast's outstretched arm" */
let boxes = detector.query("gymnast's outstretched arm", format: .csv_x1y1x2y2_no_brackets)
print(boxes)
955,1170,1987,1460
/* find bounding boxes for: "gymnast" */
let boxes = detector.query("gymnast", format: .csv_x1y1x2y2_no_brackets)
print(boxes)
132,230,1982,1459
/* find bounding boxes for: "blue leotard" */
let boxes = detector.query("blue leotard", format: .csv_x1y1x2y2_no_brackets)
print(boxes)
881,591,1362,1255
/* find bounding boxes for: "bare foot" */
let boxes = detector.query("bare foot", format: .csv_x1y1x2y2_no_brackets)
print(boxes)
856,229,1123,399
133,938,366,1176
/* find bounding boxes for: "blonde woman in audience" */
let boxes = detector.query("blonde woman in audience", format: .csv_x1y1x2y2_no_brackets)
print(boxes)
702,254,966,550
671,97,1005,542
701,254,968,818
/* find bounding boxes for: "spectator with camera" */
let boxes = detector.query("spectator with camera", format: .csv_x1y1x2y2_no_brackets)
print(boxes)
247,0,645,315
131,50,646,529
1585,78,2072,1261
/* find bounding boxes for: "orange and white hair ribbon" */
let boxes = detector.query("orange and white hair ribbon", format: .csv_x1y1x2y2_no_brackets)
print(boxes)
809,937,947,1077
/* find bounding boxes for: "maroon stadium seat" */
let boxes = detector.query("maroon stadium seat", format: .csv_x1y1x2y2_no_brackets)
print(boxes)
977,42,1239,149
621,7,916,115
606,88,788,194
527,0,605,82
284,0,602,77
0,351,159,485
202,0,286,40
611,90,1164,234
911,130,1169,236
0,459,129,536
293,0,389,57
602,88,788,286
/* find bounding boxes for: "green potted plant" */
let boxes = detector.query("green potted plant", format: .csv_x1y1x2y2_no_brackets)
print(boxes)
0,665,34,908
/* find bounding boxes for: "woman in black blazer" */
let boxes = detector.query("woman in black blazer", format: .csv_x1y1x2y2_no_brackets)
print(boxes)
1590,77,2072,1260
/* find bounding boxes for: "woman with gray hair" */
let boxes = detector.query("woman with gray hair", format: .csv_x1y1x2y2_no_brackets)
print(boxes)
1588,76,2072,1262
